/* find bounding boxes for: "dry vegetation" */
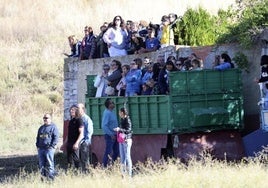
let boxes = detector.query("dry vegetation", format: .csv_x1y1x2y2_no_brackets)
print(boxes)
1,152,268,187
0,0,235,156
4,1,267,187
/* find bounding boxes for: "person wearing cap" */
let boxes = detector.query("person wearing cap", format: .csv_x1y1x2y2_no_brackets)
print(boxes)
60,105,84,169
78,103,93,173
36,113,59,180
94,64,110,97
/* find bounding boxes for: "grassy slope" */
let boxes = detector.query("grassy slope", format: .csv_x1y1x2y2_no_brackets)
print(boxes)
0,0,235,156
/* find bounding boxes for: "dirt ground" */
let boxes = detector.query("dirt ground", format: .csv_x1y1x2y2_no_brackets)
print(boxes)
0,153,67,183
0,151,99,183
0,154,38,182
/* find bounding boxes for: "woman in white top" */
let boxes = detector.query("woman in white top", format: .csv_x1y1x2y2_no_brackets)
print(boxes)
103,15,128,57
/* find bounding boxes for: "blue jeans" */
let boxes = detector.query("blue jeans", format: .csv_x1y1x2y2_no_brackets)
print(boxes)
119,139,132,176
102,134,119,167
38,148,55,179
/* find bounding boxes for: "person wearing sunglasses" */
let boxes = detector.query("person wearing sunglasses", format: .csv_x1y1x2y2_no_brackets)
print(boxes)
103,15,128,57
36,113,59,181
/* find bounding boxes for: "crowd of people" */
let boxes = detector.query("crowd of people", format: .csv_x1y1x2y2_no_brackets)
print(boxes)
36,14,238,181
93,52,234,97
63,14,236,97
36,99,133,180
64,13,180,59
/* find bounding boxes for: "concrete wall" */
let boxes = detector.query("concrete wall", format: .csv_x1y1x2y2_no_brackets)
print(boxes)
64,32,268,132
63,46,177,120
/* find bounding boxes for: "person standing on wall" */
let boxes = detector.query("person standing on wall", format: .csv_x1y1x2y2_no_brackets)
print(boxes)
102,98,119,167
114,107,133,177
36,113,59,181
60,105,84,169
103,15,128,57
78,103,94,173
168,13,179,45
80,26,97,60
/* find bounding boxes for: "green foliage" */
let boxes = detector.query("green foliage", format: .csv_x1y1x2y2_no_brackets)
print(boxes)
217,0,268,48
176,7,217,46
175,1,267,48
233,52,249,72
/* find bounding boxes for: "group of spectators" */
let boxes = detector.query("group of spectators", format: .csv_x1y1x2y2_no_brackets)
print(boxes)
94,54,194,97
63,14,235,97
64,13,180,59
94,52,234,97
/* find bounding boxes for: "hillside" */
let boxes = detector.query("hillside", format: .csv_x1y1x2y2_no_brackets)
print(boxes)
0,0,235,156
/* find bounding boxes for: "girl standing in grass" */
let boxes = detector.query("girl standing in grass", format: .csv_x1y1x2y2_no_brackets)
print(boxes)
114,107,133,177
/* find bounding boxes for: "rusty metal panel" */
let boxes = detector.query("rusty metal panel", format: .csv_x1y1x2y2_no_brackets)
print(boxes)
173,130,245,161
91,134,167,164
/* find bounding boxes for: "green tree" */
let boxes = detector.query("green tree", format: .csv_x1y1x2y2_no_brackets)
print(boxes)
175,7,217,46
217,0,268,48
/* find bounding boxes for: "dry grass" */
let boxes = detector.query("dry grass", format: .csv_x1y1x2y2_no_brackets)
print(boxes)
1,153,267,188
3,1,267,187
0,0,235,156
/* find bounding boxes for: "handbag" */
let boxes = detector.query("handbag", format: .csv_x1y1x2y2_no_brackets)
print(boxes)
117,132,125,143
105,86,115,95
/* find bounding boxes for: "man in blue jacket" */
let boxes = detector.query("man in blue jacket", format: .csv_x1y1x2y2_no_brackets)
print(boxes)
36,113,59,180
102,98,119,167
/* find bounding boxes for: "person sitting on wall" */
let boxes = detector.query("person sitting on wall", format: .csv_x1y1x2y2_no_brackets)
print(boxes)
138,28,160,54
63,35,81,58
126,31,145,55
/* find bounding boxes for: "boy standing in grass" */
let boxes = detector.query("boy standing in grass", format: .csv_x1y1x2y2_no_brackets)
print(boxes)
36,113,59,180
